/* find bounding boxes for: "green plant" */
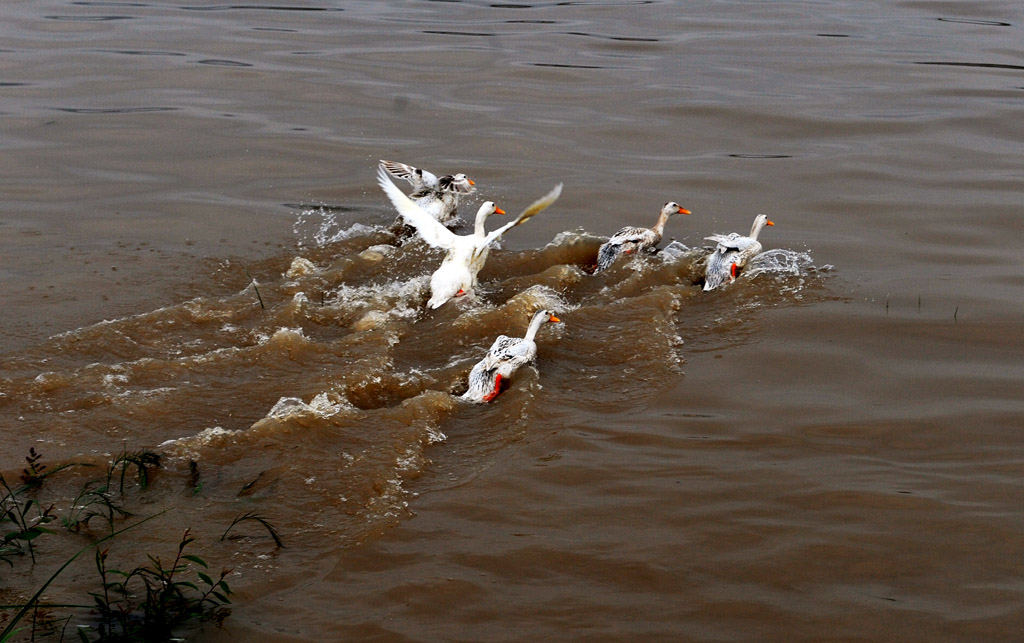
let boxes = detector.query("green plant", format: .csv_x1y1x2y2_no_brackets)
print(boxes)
63,447,161,534
19,448,47,489
3,449,91,566
1,472,57,566
221,512,284,549
0,513,162,643
1,449,255,641
111,449,161,493
82,529,232,641
62,479,133,535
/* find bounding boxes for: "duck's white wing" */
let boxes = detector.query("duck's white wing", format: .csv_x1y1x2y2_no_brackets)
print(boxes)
704,232,738,244
705,232,752,251
478,183,563,253
482,335,536,374
380,160,438,192
500,338,537,367
378,167,456,249
609,226,657,246
480,335,516,371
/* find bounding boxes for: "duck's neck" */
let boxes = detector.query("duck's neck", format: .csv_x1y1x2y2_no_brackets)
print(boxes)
651,210,671,238
523,312,547,341
473,211,489,236
749,217,767,240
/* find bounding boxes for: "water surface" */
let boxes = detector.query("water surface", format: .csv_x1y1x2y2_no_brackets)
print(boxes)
2,0,1023,640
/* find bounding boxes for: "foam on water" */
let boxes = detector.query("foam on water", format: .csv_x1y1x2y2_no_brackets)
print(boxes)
159,426,243,457
327,275,428,326
265,391,356,421
294,207,385,248
747,248,819,278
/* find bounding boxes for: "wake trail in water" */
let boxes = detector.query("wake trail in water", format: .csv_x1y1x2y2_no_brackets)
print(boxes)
0,208,833,558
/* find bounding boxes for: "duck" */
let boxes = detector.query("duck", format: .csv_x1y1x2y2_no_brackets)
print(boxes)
702,214,775,291
379,160,475,226
461,309,562,403
378,165,563,309
594,202,691,272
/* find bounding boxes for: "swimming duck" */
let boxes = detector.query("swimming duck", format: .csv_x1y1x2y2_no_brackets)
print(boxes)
461,309,562,403
379,160,475,225
703,214,775,290
378,165,562,309
594,202,691,272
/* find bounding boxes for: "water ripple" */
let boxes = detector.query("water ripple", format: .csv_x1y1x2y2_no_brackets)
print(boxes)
54,106,179,114
45,14,134,21
937,17,1011,27
180,4,343,11
916,61,1024,72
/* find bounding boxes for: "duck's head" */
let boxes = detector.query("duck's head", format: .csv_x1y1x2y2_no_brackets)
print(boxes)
663,202,691,216
750,213,775,238
524,308,562,339
472,201,505,230
531,308,562,327
440,173,476,195
428,281,473,309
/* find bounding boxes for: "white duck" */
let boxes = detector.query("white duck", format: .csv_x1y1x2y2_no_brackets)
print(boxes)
378,166,562,309
703,214,775,291
594,202,691,273
380,160,475,225
462,309,562,403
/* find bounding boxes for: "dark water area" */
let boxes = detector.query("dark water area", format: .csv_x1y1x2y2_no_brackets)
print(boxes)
2,0,1023,640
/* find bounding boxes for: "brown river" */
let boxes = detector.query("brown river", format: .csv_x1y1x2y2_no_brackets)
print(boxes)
2,1,1023,640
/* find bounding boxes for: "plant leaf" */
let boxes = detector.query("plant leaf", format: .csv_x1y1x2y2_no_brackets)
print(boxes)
211,591,231,604
182,554,208,568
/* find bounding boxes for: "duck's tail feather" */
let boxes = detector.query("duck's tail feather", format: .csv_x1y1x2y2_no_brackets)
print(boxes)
595,242,622,273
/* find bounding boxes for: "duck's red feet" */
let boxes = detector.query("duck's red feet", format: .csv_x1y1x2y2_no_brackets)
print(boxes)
483,374,503,402
730,263,738,279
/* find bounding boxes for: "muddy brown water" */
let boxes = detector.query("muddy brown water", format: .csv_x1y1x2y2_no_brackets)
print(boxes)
2,1,1023,640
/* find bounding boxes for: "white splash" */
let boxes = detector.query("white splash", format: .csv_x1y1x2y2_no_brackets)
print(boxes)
256,326,307,346
546,228,604,248
746,248,817,277
659,240,695,261
329,275,428,324
159,426,242,455
294,207,383,248
285,257,317,279
507,284,577,314
266,392,354,420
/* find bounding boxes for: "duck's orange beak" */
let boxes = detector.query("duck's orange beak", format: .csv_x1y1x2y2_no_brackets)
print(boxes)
495,207,506,215
549,315,561,323
766,219,775,226
468,179,475,186
679,207,691,215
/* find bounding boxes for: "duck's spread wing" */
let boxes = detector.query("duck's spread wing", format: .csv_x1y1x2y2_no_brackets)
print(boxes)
478,183,563,256
705,232,748,251
377,166,456,249
437,174,475,195
380,160,438,192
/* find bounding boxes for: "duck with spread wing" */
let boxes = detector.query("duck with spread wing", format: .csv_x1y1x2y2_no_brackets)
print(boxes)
378,165,562,309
